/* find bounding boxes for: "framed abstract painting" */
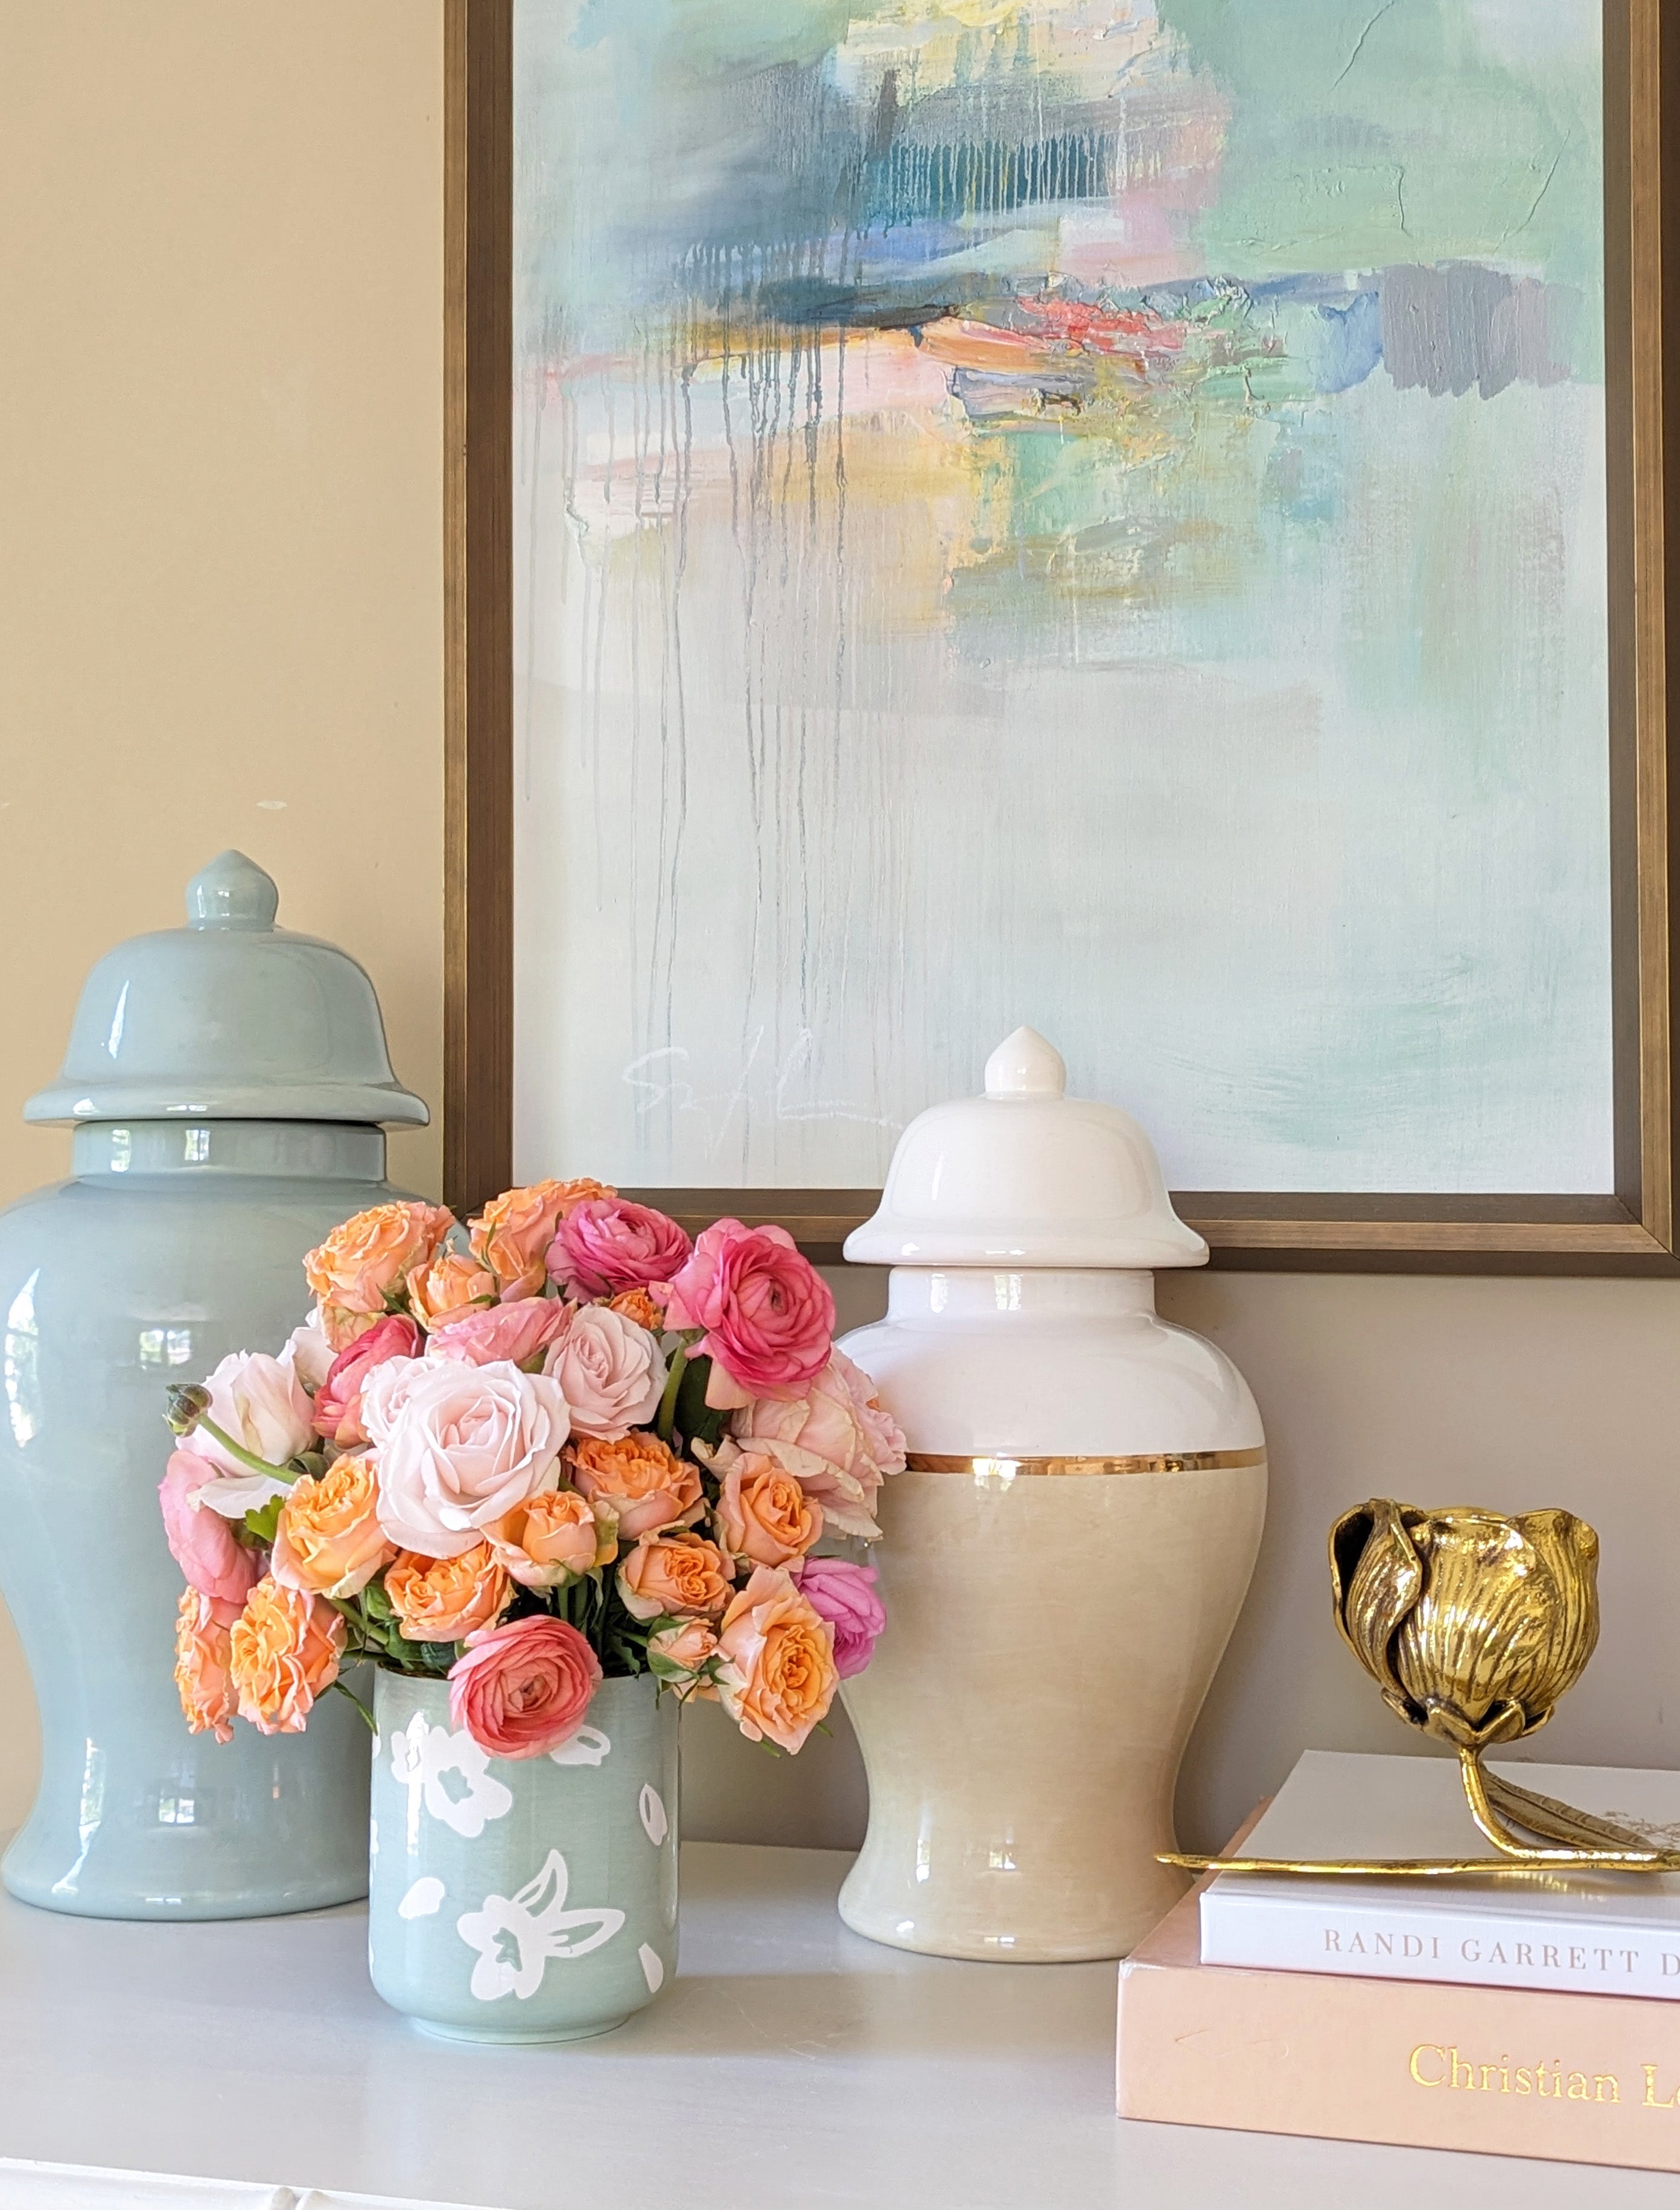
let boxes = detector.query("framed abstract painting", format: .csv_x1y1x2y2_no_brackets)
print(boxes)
445,0,1678,1270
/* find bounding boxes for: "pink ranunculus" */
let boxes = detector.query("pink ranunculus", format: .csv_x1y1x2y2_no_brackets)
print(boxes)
548,1198,692,1300
428,1297,570,1371
312,1314,423,1447
448,1615,602,1759
158,1451,261,1625
729,1350,906,1540
542,1304,666,1441
656,1220,835,1402
795,1556,886,1680
361,1356,570,1558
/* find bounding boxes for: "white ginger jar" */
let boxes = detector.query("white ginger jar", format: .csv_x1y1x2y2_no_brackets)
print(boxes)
836,1027,1265,1963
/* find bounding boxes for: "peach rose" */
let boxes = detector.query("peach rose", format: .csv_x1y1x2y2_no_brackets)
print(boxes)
607,1286,666,1332
409,1249,498,1332
228,1577,345,1735
616,1531,734,1622
714,1565,838,1752
385,1543,512,1642
711,1444,822,1567
174,1589,237,1743
304,1202,454,1322
270,1455,395,1599
647,1616,721,1701
565,1433,702,1540
487,1488,616,1588
471,1179,615,1301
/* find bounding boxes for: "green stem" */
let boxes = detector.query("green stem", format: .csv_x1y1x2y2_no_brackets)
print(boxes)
331,1677,377,1733
654,1343,689,1445
195,1415,297,1485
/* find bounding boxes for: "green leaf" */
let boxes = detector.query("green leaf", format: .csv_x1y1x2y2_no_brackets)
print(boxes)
243,1497,283,1544
675,1354,725,1449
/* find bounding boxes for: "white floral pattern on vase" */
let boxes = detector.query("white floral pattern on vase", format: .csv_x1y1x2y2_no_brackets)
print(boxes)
389,1710,514,1839
368,1670,678,2043
638,1783,668,1847
457,1850,625,2001
548,1724,611,1768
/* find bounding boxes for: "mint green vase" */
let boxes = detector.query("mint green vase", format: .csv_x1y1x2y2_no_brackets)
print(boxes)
0,852,428,1919
369,1672,679,2042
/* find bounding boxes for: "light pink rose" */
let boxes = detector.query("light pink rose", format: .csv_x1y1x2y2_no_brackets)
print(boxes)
281,1308,334,1392
795,1556,886,1680
361,1355,570,1558
657,1220,834,1402
158,1451,261,1625
428,1297,569,1371
646,1616,721,1701
449,1616,601,1759
542,1304,666,1441
180,1351,314,1517
729,1351,906,1539
548,1198,692,1299
312,1314,423,1447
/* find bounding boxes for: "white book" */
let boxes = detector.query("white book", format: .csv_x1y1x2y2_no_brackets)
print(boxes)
1200,1750,1680,1999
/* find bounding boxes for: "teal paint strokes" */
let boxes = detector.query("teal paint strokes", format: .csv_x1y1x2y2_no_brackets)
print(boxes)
1157,0,1603,328
512,0,1613,1197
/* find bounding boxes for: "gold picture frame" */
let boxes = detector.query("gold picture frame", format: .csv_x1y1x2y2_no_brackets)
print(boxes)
444,0,1677,1273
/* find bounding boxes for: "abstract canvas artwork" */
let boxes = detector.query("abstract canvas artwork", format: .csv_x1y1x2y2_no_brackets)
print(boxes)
512,0,1610,1195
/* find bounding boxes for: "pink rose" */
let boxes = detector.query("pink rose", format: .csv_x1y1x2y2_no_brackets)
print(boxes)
158,1451,261,1625
548,1199,692,1300
729,1351,906,1539
795,1557,886,1680
179,1349,314,1518
428,1298,569,1371
657,1220,835,1402
542,1305,666,1441
361,1357,570,1558
646,1616,721,1701
448,1615,602,1759
312,1314,423,1447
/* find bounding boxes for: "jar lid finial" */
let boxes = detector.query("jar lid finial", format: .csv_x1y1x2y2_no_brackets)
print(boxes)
984,1026,1066,1100
186,850,279,932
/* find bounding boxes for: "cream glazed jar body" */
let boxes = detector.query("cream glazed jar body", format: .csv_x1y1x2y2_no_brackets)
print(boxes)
835,1031,1265,1964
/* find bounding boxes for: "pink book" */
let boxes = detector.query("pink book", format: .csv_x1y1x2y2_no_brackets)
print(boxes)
1118,1847,1680,2172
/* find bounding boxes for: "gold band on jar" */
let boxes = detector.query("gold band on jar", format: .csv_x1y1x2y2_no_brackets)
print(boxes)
905,1447,1267,1477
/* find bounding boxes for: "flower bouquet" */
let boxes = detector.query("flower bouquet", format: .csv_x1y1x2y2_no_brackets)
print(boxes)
159,1183,902,2039
161,1182,902,1764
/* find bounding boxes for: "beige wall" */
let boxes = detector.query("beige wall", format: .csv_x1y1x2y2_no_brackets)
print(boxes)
0,1,445,1826
4,4,1678,1872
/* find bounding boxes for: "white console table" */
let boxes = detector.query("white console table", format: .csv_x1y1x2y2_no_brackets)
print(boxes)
0,1842,1670,2210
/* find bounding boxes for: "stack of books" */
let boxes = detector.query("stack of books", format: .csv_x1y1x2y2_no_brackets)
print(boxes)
1117,1752,1680,2172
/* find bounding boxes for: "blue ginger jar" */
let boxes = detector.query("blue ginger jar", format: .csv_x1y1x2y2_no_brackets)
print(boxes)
0,852,429,1919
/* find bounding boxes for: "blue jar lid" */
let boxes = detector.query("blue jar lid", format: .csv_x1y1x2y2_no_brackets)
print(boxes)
25,852,430,1128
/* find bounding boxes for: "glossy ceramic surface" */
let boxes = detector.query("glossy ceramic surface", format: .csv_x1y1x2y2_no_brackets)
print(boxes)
844,1027,1207,1271
27,852,428,1127
0,855,429,1919
836,1029,1265,1963
369,1672,679,2043
0,1124,401,1917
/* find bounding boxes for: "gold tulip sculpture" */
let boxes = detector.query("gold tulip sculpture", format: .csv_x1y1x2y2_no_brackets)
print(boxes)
1162,1498,1680,1879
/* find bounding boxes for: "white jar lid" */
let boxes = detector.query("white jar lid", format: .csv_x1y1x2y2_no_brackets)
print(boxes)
844,1027,1206,1270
